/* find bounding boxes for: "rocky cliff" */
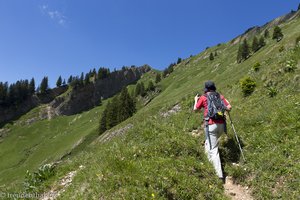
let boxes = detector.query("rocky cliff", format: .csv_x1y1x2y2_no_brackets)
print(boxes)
50,65,151,116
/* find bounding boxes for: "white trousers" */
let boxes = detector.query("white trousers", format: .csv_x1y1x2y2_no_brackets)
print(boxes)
204,123,224,178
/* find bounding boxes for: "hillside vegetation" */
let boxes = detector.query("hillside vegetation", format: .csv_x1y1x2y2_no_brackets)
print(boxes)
0,10,300,200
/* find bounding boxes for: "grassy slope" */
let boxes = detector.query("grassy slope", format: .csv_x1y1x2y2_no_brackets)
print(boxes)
55,14,300,199
0,102,106,191
1,13,299,199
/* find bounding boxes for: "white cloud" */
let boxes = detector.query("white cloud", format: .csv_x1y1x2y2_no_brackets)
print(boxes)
40,4,66,26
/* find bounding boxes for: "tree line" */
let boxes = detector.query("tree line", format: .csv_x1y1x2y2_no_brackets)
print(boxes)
1,66,118,108
0,79,35,106
237,26,284,63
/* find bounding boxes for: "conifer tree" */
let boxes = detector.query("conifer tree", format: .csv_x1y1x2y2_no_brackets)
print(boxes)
272,26,283,42
298,3,300,10
118,87,136,122
264,29,269,38
241,39,250,60
155,73,161,83
29,78,35,94
68,75,73,84
214,51,218,57
168,63,174,73
56,76,62,87
209,52,214,61
84,73,90,85
135,83,141,96
40,76,48,94
80,72,84,86
259,36,266,48
177,57,182,64
99,104,108,134
147,80,155,91
252,36,259,52
237,44,243,63
62,79,66,85
162,69,168,78
0,82,8,105
140,82,146,97
106,96,119,128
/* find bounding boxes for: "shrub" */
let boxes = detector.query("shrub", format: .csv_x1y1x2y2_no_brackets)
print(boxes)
253,62,261,72
240,77,256,96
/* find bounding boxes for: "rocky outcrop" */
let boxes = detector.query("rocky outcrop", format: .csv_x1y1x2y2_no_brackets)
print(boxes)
50,65,151,116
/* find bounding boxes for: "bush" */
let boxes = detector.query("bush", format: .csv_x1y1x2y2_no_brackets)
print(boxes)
240,77,256,96
253,62,261,72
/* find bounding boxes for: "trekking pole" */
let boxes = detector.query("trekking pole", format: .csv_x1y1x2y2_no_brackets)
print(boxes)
227,112,246,162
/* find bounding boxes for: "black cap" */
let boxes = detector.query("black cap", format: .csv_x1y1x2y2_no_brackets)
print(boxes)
204,81,216,92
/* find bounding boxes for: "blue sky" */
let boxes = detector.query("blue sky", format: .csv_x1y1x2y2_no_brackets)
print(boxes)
0,0,299,87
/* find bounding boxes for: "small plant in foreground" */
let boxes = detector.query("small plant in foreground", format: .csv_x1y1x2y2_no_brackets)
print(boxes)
267,86,278,97
279,46,285,52
284,60,297,73
24,164,55,192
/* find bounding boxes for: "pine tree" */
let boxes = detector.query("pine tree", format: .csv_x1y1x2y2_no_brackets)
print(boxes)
264,29,269,38
177,57,182,64
272,26,283,42
99,105,108,134
118,87,136,122
162,69,168,78
237,44,243,63
80,72,84,86
56,76,62,87
68,75,73,84
62,79,66,85
147,80,155,91
298,3,300,10
40,76,48,94
106,97,119,129
29,78,35,94
209,52,214,61
84,73,90,85
252,36,260,52
140,82,146,97
241,39,250,60
0,82,8,105
135,83,141,96
168,63,174,73
259,36,266,48
214,51,218,57
155,73,161,83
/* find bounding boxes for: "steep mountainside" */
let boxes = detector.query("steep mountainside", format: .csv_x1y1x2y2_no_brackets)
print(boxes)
0,9,299,199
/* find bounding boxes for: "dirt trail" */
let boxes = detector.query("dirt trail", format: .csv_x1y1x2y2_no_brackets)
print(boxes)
224,176,253,200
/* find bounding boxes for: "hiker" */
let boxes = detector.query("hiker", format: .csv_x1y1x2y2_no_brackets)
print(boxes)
193,81,231,182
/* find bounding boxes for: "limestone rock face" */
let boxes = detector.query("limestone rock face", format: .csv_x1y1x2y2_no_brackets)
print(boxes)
50,65,151,116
